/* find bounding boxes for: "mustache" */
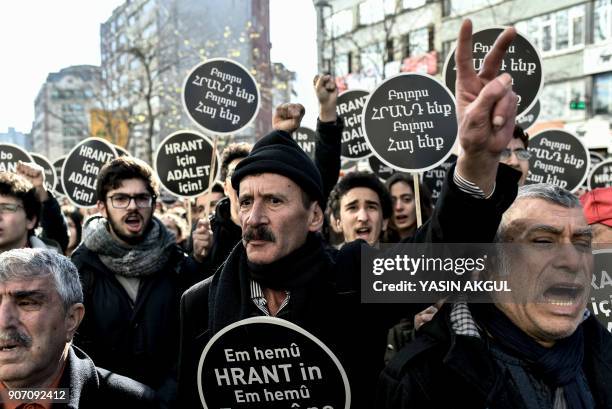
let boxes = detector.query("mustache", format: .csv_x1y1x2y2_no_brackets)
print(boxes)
0,330,32,348
243,225,276,243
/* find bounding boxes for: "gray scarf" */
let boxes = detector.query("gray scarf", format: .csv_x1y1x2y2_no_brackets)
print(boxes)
83,215,176,277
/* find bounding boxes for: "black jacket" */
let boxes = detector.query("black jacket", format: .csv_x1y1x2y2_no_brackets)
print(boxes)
72,243,201,407
50,345,158,408
377,304,612,409
198,196,242,279
38,192,69,253
178,164,521,408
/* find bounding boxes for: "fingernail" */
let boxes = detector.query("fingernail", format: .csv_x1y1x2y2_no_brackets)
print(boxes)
499,74,512,89
493,116,505,128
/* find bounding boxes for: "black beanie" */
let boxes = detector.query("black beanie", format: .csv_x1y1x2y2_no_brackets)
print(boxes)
231,130,324,208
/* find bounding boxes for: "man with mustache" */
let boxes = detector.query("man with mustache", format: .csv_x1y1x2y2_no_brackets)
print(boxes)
178,19,523,408
0,248,157,407
71,156,200,408
190,74,345,278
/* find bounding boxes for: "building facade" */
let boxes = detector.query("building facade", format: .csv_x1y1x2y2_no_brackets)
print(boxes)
31,65,101,160
0,128,30,151
100,0,273,161
316,0,612,153
271,62,297,111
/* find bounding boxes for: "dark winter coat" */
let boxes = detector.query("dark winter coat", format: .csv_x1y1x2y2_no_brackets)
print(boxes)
72,243,201,406
54,345,158,408
178,164,521,408
377,304,612,409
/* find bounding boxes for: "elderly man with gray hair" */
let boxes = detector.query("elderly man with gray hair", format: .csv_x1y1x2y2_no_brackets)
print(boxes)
0,248,158,408
378,183,612,408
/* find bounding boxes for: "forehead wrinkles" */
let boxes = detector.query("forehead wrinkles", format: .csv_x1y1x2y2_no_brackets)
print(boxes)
240,175,297,197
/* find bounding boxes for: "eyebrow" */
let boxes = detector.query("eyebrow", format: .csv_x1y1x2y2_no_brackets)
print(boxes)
344,199,359,208
262,193,288,201
12,290,48,300
573,228,593,238
524,224,593,238
525,225,563,235
344,199,380,208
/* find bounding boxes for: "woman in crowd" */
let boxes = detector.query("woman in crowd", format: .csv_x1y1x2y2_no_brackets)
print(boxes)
384,173,433,242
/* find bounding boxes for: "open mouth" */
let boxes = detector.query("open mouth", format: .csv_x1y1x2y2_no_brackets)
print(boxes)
355,226,371,239
542,283,584,306
124,214,143,232
0,344,20,352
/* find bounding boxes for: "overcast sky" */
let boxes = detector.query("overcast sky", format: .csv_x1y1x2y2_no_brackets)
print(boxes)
0,0,318,134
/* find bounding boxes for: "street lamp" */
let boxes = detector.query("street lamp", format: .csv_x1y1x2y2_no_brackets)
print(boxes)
314,0,335,76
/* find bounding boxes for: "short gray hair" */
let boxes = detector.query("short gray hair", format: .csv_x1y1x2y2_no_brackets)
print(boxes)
516,183,581,208
0,249,83,310
497,183,581,241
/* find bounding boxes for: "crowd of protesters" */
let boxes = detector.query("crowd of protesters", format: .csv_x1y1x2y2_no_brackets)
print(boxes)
0,19,611,409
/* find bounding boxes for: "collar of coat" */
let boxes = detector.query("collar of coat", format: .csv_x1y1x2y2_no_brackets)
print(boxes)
385,303,612,408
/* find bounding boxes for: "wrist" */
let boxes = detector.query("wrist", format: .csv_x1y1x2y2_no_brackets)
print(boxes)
456,153,499,197
36,187,49,202
319,108,337,123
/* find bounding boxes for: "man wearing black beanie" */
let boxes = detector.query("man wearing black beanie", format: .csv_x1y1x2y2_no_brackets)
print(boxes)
178,23,524,407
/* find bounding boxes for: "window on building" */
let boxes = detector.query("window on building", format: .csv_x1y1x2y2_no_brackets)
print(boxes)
384,0,398,15
359,0,384,25
594,0,612,43
594,72,612,115
143,22,156,39
441,40,454,62
335,54,349,77
360,43,383,76
386,39,395,62
402,33,410,58
442,0,451,16
403,0,426,10
515,5,585,55
141,0,155,16
63,138,77,151
445,0,502,16
539,79,587,121
129,57,141,71
330,9,353,37
409,27,429,57
323,58,332,73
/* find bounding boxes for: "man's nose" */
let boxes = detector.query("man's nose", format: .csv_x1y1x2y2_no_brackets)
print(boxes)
126,197,139,210
553,243,591,276
0,300,19,329
246,200,268,226
357,207,369,221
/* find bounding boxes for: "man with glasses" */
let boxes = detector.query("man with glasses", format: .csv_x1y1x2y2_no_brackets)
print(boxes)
0,171,58,253
500,125,531,186
71,156,200,408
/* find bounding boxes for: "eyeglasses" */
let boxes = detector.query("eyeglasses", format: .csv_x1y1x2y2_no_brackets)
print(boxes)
0,203,24,214
500,148,532,161
107,194,155,209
